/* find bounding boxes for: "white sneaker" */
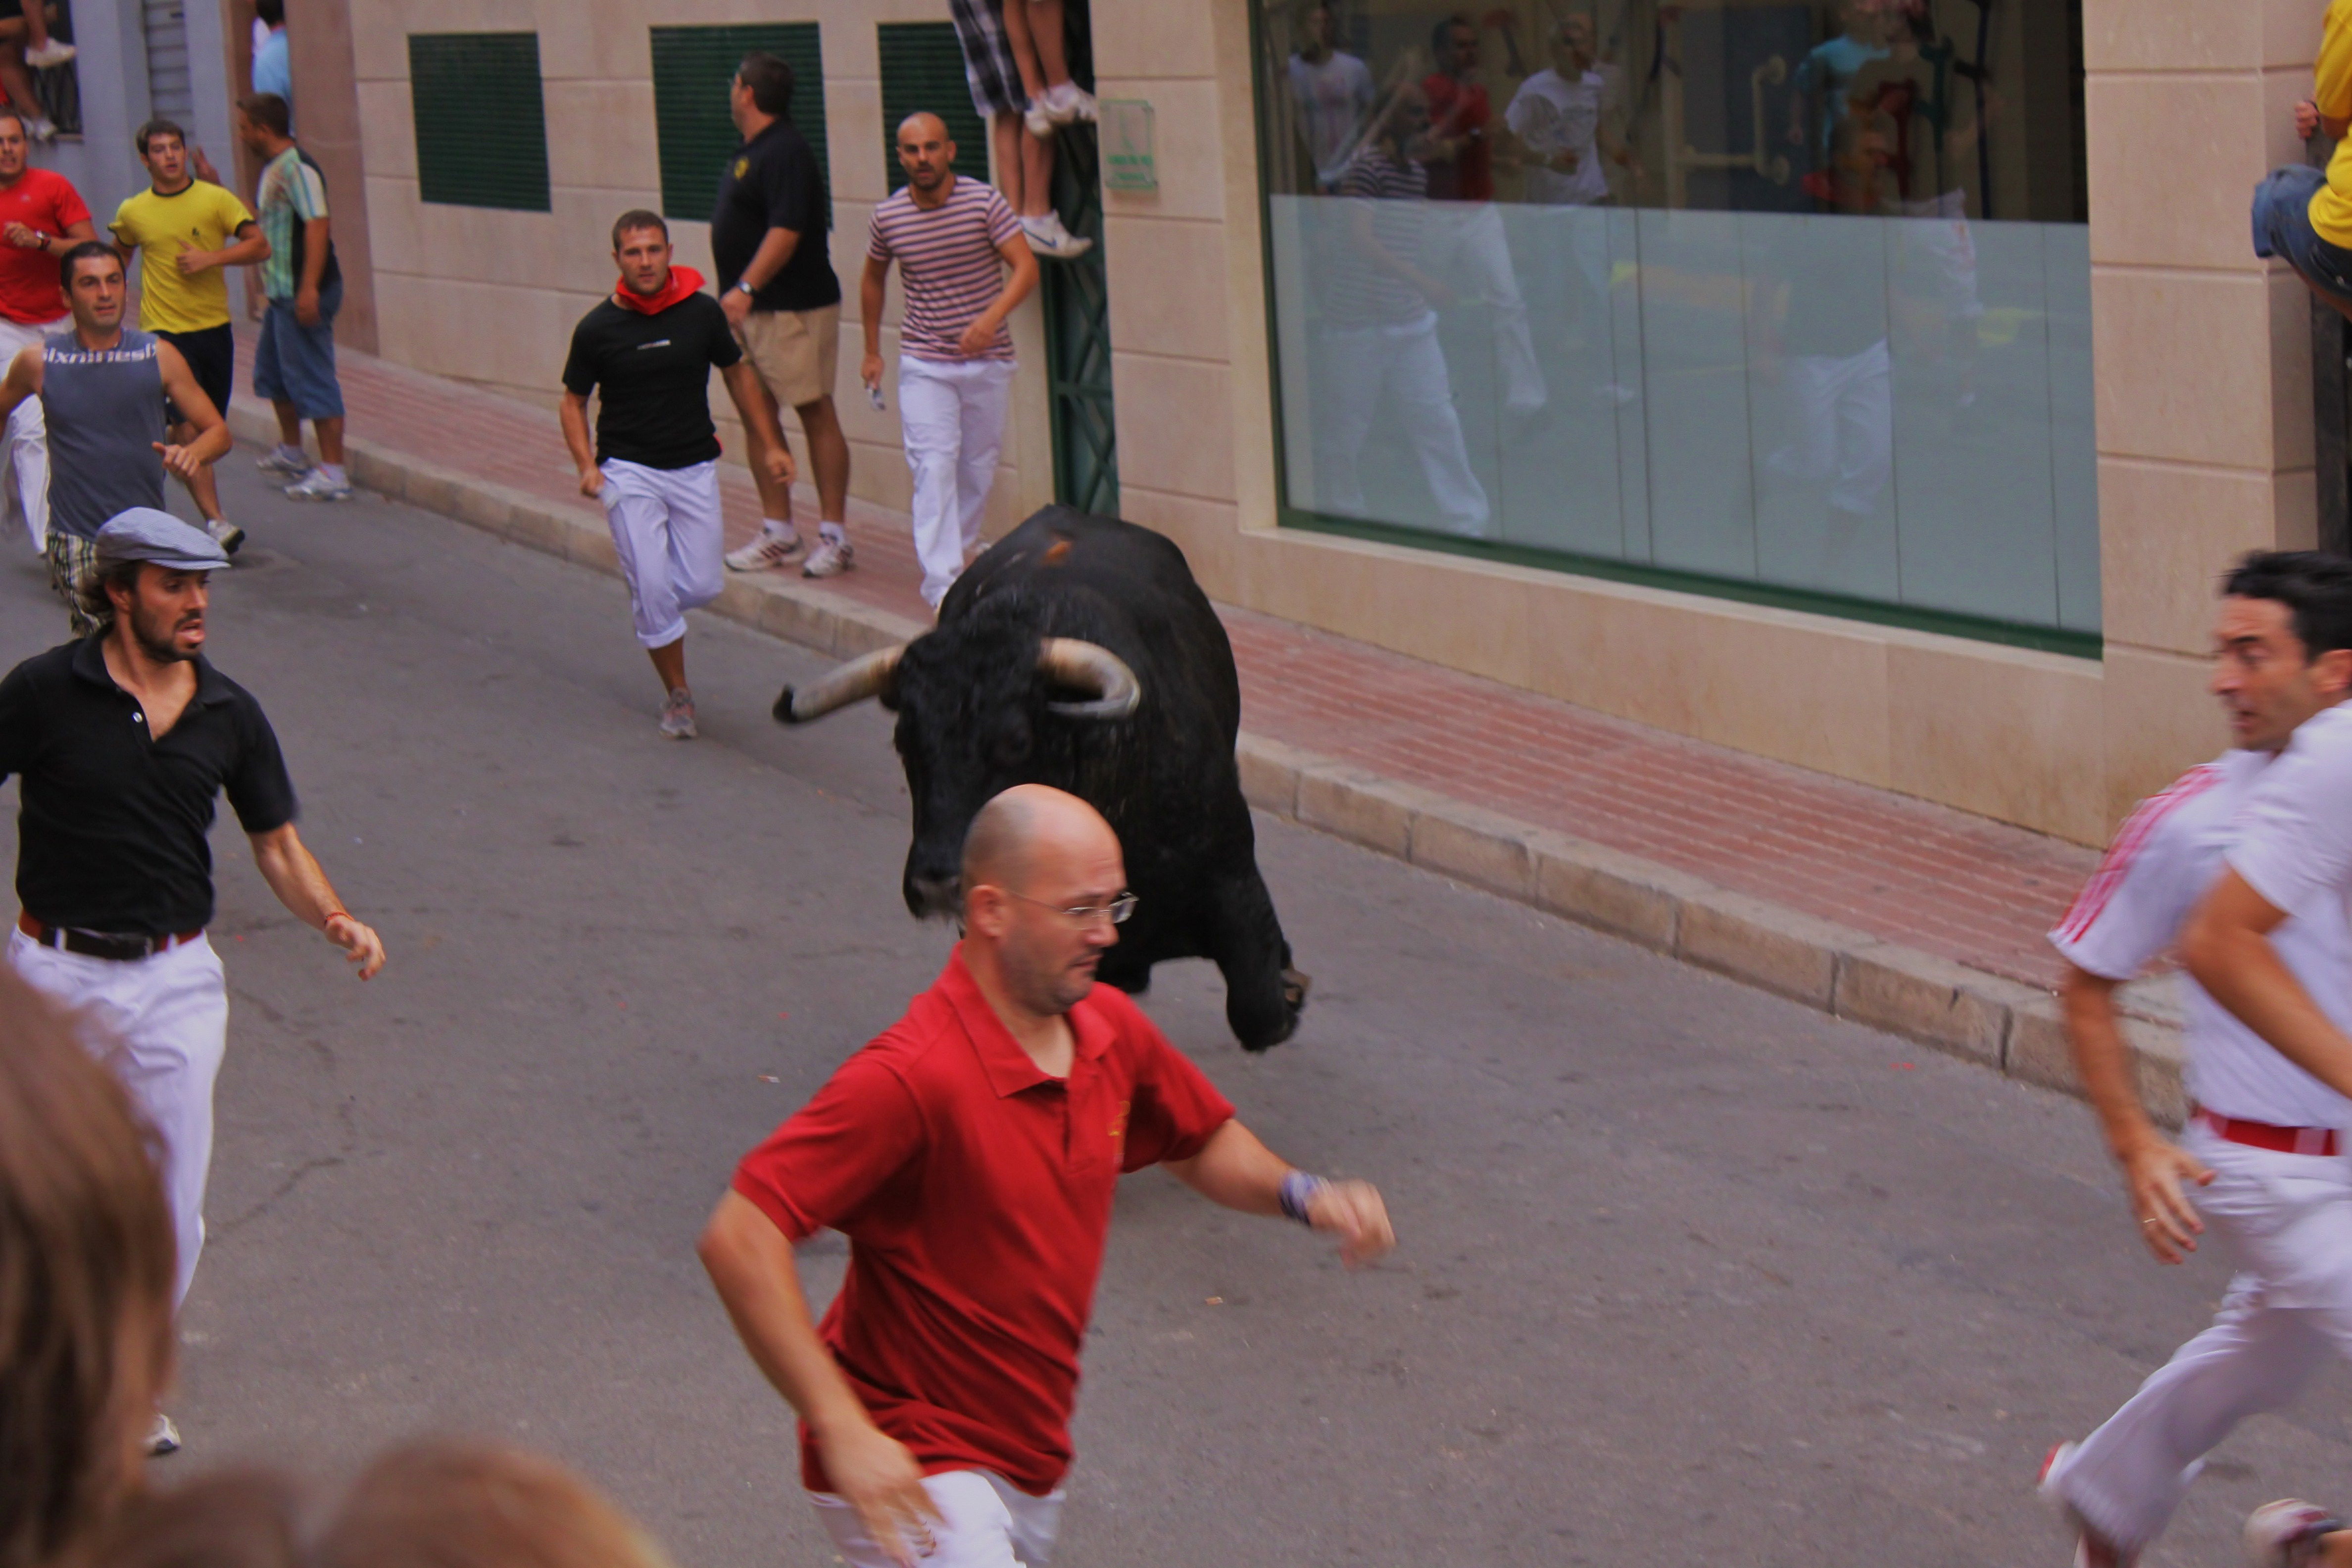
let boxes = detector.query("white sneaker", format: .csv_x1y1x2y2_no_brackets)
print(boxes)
23,39,74,67
284,471,353,502
2246,1501,2346,1568
1023,98,1059,140
1044,81,1097,123
1021,213,1094,262
724,528,805,572
147,1412,181,1457
256,447,312,479
659,687,697,740
205,517,245,554
22,115,54,143
801,539,854,578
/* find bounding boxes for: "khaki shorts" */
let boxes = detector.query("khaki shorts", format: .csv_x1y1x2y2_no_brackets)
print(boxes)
738,302,840,409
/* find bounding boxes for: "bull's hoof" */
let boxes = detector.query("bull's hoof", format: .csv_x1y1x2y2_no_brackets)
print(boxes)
772,686,798,725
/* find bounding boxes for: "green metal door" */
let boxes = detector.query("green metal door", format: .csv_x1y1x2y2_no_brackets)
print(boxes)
1041,4,1117,514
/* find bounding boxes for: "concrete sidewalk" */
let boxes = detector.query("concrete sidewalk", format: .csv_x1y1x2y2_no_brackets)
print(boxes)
226,331,2181,1116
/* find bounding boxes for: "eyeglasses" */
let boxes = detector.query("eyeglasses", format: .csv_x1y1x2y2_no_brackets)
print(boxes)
1000,888,1139,927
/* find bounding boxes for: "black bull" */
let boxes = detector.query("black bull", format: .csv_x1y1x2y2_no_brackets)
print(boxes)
774,507,1308,1050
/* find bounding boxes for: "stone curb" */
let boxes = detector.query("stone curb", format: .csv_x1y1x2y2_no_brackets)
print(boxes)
252,407,2182,1123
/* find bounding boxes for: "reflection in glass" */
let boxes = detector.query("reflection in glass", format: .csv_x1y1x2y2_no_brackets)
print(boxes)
1256,0,2098,639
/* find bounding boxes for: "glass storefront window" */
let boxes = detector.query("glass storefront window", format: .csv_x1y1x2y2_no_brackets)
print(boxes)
1252,0,2098,649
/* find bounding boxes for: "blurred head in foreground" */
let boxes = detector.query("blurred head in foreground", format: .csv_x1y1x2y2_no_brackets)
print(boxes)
0,966,175,1568
94,1441,676,1568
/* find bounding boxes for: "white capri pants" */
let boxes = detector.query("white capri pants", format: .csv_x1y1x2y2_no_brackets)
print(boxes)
2049,1121,2352,1554
0,315,54,551
598,457,724,648
811,1470,1064,1568
8,929,229,1310
898,354,1015,607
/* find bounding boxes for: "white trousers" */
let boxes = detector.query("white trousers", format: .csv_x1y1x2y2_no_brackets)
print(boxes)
811,1470,1065,1568
0,315,55,551
2051,1123,2352,1553
899,354,1015,606
598,458,724,648
1768,339,1893,516
1312,312,1491,535
1423,201,1545,415
7,929,229,1309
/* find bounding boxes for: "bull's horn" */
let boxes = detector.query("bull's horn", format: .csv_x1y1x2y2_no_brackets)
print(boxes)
774,644,906,725
1039,638,1141,720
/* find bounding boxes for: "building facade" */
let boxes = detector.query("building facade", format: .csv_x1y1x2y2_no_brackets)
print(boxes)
227,0,2308,845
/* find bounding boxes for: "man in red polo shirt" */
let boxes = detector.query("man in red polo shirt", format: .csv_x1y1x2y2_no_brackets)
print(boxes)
700,784,1393,1567
0,107,92,548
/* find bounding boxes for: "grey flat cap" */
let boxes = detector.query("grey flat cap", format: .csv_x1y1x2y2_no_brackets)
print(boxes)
92,508,231,573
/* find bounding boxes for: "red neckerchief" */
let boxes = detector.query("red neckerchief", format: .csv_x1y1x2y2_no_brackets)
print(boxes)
612,265,704,315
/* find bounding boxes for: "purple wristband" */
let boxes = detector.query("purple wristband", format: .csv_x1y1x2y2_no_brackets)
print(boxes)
1278,1170,1327,1225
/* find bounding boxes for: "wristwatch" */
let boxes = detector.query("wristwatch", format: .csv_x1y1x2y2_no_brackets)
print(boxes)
734,280,755,296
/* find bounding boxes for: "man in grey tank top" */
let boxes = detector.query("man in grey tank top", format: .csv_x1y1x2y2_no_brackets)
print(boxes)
0,242,226,633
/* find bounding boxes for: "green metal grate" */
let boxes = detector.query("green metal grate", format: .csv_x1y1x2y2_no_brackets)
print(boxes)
408,32,550,212
650,24,828,224
877,22,987,195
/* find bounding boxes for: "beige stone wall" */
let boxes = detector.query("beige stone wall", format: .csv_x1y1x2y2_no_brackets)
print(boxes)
1084,0,2330,846
348,0,1053,529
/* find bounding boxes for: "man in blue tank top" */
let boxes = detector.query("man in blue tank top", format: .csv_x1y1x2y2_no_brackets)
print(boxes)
0,241,227,633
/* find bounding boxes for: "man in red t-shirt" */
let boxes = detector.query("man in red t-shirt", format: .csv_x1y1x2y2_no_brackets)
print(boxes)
0,108,91,549
701,784,1394,1567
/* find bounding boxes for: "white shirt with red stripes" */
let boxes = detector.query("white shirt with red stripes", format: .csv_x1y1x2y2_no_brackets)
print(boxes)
2052,745,2352,1129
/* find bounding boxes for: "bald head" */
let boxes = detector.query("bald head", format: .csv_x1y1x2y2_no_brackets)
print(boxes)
894,112,957,193
961,784,1116,896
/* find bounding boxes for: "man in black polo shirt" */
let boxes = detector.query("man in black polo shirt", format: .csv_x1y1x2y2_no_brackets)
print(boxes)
712,49,854,581
0,506,385,1456
561,209,792,739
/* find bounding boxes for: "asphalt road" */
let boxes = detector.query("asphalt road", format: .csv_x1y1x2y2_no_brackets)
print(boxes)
3,464,2346,1568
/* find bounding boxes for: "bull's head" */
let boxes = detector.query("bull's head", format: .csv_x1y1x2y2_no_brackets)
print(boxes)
774,628,1140,918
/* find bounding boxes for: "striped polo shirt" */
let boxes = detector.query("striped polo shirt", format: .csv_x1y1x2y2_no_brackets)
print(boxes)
1326,147,1432,329
867,175,1021,363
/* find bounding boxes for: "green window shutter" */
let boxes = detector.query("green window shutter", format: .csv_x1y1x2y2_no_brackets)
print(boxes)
650,24,827,224
878,23,986,195
408,33,550,212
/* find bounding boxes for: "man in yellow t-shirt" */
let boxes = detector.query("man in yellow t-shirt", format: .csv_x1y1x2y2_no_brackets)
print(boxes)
2258,0,2352,324
109,116,270,553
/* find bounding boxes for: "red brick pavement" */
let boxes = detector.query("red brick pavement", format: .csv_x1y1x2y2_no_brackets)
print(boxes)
270,333,2105,991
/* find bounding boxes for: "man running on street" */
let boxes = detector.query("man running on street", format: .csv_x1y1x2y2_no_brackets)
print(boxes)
111,117,267,554
238,92,351,502
0,241,227,634
0,507,386,1457
700,784,1392,1568
0,106,90,548
862,112,1037,609
2041,553,2352,1566
561,210,794,739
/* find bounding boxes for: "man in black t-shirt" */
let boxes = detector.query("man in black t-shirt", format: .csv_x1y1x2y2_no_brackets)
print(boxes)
561,209,793,739
0,506,386,1457
711,50,854,582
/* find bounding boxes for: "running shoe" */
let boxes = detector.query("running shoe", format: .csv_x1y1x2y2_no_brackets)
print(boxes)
205,518,245,555
1043,81,1098,123
2246,1501,2347,1568
1021,213,1094,262
147,1412,181,1457
23,115,54,143
255,446,312,479
23,39,75,68
801,538,854,579
284,471,354,502
1024,98,1059,140
724,527,805,572
2038,1442,2137,1568
659,688,697,740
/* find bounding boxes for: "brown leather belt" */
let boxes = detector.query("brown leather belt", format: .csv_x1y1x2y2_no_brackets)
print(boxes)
2197,1106,2344,1158
17,910,202,962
